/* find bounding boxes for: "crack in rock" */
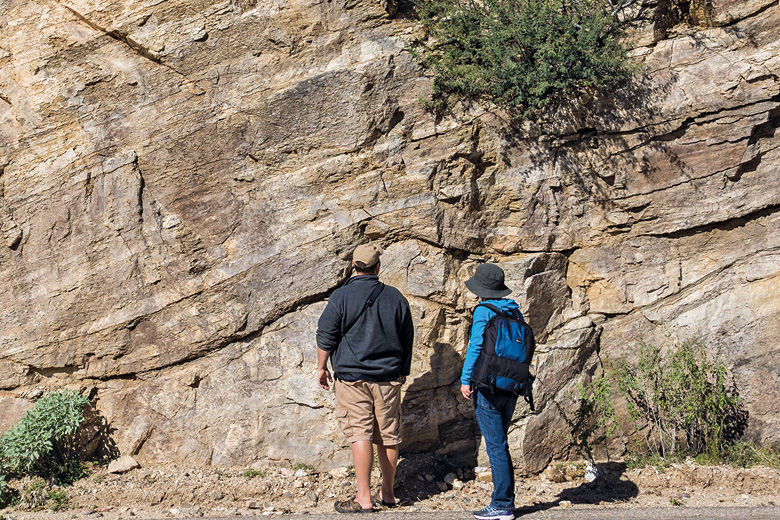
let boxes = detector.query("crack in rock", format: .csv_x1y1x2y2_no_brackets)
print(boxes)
60,3,198,90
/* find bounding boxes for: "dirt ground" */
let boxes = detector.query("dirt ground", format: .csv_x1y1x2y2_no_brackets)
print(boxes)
2,455,779,519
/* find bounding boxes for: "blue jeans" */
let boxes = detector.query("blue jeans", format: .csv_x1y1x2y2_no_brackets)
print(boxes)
473,388,517,510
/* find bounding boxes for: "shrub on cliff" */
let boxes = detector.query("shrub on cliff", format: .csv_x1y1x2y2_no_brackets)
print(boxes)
411,0,638,114
612,339,745,459
0,390,90,487
555,339,747,466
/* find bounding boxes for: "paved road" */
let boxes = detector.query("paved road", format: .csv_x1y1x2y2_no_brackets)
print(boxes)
243,507,780,520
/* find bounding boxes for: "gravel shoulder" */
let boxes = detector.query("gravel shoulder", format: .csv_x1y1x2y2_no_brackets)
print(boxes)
1,455,779,520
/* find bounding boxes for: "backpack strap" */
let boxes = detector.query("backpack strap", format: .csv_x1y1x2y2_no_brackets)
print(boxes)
365,282,385,307
476,302,503,316
477,302,523,319
342,282,385,337
472,303,505,394
523,380,536,412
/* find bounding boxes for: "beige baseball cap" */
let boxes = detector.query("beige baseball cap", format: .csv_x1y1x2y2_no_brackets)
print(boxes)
353,243,382,269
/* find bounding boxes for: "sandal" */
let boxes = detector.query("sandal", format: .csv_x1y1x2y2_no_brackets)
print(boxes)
334,499,375,513
375,490,399,508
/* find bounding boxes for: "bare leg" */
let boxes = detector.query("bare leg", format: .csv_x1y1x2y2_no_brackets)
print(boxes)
376,444,399,503
352,440,374,509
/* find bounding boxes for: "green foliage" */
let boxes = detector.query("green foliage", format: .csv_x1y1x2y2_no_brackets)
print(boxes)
411,0,637,115
242,468,265,479
0,390,90,483
612,339,743,459
624,452,672,470
47,488,69,511
553,376,617,462
0,473,8,507
17,476,48,510
9,476,70,511
554,339,749,466
697,441,780,469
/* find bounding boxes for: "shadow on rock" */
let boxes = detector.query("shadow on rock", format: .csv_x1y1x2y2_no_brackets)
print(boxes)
396,337,479,504
516,462,639,514
400,340,477,465
394,452,475,505
78,404,120,463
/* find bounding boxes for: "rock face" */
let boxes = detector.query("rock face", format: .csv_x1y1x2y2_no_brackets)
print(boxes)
0,0,778,471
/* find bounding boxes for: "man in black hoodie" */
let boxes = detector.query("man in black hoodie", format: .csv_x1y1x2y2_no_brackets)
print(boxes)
316,244,414,513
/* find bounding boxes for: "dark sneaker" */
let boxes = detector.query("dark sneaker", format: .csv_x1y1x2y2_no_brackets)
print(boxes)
473,505,514,520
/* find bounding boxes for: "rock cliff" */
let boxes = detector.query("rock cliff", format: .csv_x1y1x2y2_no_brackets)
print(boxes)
0,0,778,472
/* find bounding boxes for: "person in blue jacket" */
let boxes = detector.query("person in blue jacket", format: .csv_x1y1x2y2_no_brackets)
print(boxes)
460,263,522,520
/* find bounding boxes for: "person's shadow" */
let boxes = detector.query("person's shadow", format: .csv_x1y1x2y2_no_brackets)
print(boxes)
514,462,639,515
395,340,480,502
400,340,478,461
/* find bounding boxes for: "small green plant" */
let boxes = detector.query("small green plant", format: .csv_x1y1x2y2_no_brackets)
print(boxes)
0,390,90,483
698,441,780,469
47,488,69,511
292,462,314,473
81,460,99,475
241,468,265,479
553,376,617,463
92,474,106,484
0,473,8,507
612,339,743,460
17,476,48,510
411,0,639,115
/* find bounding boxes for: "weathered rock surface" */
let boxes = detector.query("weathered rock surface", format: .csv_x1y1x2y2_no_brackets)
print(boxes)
107,455,140,474
0,0,778,471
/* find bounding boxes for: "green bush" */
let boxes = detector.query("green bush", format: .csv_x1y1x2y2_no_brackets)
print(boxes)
411,0,637,114
612,339,743,459
0,390,90,484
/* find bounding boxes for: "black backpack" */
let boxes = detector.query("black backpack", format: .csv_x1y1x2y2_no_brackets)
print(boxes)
471,303,536,410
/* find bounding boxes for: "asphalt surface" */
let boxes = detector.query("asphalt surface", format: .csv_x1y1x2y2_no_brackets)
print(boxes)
248,507,780,520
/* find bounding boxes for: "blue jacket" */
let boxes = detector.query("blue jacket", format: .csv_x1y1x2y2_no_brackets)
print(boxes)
460,298,522,386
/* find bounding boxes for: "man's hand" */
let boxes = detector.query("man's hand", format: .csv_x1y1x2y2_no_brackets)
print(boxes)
460,384,472,400
316,347,333,390
318,368,333,390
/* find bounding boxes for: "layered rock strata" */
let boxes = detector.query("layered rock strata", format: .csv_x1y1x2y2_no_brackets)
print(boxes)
0,0,778,471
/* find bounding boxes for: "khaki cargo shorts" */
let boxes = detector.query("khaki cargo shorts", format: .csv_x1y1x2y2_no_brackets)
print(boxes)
333,378,404,445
